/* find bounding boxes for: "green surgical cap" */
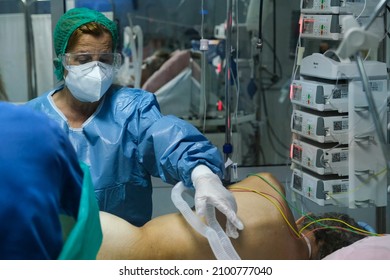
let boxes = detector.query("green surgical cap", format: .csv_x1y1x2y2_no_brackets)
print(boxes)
53,7,118,80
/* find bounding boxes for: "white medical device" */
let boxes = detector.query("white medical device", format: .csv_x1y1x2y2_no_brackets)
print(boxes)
299,0,384,41
291,109,349,144
291,138,349,176
300,14,342,40
300,52,386,79
300,15,383,43
291,168,349,206
290,52,388,209
301,0,383,16
290,79,348,112
301,0,343,14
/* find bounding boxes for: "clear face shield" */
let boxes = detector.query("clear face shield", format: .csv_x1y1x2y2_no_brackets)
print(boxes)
60,52,122,70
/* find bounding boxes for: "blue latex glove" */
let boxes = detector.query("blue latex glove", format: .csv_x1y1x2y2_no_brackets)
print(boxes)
191,165,244,238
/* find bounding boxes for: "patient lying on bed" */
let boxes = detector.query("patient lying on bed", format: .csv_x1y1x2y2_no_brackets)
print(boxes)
97,172,380,260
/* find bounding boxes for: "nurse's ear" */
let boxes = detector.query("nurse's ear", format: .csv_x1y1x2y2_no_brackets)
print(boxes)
53,57,66,81
53,57,61,68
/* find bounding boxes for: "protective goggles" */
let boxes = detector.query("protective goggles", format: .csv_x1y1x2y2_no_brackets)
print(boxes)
60,52,122,69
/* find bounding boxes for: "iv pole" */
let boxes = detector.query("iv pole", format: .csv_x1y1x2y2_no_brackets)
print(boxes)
223,0,233,184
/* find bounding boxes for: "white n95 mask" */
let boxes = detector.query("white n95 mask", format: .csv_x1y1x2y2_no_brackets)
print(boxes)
64,61,114,102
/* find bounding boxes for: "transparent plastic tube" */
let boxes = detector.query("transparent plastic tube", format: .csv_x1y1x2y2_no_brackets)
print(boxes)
171,182,241,260
205,205,241,260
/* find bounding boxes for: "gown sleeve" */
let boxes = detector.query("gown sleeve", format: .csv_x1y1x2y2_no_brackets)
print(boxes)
132,92,225,187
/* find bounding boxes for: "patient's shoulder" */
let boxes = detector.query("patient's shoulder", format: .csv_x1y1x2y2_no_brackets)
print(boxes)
260,172,286,195
235,172,286,195
254,172,280,183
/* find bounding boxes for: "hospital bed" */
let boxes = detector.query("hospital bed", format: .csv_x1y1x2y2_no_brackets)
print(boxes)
323,234,390,259
141,49,219,118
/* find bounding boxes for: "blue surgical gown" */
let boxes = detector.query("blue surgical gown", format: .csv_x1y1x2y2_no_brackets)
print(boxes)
0,102,82,260
26,85,224,226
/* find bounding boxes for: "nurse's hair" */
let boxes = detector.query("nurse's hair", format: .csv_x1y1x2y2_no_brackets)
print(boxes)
300,212,368,259
66,22,113,52
53,7,118,80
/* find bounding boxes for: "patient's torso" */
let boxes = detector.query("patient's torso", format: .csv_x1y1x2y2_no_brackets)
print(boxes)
98,173,309,260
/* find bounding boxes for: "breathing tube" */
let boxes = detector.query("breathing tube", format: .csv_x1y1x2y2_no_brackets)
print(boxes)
171,182,241,260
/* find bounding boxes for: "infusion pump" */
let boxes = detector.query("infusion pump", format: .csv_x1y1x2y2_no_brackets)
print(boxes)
299,0,384,40
289,53,388,208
